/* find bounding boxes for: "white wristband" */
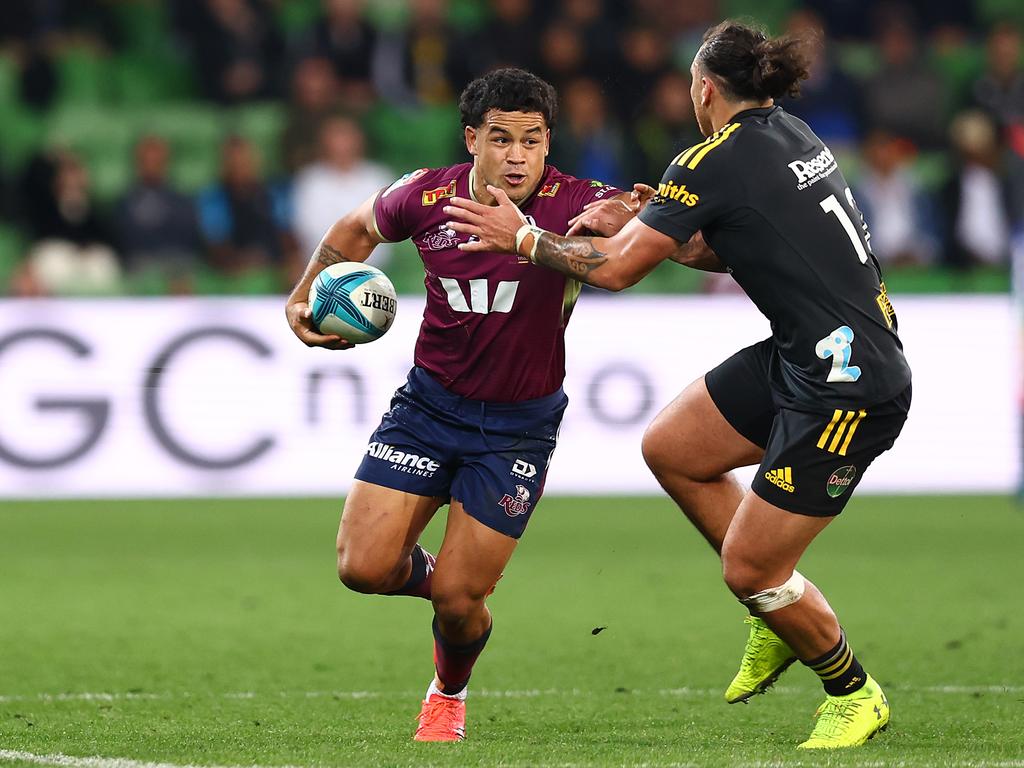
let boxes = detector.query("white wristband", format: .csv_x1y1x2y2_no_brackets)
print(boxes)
514,223,547,263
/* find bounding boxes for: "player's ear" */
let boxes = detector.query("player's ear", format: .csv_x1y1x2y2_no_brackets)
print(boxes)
701,76,714,108
544,128,550,156
464,126,478,156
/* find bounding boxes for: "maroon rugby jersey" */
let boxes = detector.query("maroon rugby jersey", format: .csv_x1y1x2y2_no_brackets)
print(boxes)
373,162,620,402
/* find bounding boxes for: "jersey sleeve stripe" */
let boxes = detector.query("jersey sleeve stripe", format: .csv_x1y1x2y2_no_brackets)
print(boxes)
370,191,397,243
686,123,741,170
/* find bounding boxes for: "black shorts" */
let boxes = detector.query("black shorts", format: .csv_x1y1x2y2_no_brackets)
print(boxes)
705,339,911,517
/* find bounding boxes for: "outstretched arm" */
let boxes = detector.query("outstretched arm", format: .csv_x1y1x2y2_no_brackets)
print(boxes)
285,192,385,349
444,184,682,292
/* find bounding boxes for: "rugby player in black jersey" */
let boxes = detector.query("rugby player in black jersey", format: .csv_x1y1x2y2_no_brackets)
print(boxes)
445,21,911,750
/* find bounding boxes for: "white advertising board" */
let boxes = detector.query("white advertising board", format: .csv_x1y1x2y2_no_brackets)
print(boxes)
0,295,1015,497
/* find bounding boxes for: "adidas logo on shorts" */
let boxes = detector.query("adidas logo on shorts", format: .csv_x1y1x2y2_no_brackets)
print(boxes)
764,467,795,493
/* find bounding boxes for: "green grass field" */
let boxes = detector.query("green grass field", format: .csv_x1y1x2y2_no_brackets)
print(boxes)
1,495,1022,767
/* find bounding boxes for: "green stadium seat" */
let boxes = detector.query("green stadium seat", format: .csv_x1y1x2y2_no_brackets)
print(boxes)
835,42,881,80
0,106,46,172
977,0,1024,25
55,46,114,105
0,224,26,293
0,53,18,109
226,103,287,174
365,104,462,174
274,0,321,34
721,0,796,33
128,104,226,192
384,240,428,295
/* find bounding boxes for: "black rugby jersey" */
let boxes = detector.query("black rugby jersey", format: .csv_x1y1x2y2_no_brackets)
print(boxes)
639,105,911,411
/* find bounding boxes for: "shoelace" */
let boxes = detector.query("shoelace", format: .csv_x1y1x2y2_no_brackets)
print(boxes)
808,698,861,739
417,697,463,736
740,618,772,665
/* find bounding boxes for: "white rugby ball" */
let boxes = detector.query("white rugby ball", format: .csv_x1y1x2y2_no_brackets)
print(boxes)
308,262,397,344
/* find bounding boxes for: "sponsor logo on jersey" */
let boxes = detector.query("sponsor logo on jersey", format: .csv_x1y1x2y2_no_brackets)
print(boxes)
655,180,700,207
381,168,429,198
538,182,561,197
788,146,838,188
826,465,857,498
764,466,795,493
424,224,460,251
422,180,457,206
511,459,537,479
499,484,532,517
367,441,441,476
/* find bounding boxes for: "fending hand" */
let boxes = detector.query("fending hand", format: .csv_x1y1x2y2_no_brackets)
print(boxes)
444,185,527,253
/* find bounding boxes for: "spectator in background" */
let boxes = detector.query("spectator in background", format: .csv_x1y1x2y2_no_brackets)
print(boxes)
627,69,702,184
854,131,937,266
536,22,587,93
173,0,284,104
291,114,393,268
14,149,120,296
550,78,626,187
115,135,202,294
783,9,864,147
557,0,619,74
372,0,467,107
610,25,673,121
463,0,540,75
972,22,1024,129
281,57,344,173
198,135,295,280
941,110,1013,268
862,8,946,149
299,0,378,107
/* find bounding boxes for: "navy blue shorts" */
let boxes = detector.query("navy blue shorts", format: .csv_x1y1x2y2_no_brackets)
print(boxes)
354,367,569,539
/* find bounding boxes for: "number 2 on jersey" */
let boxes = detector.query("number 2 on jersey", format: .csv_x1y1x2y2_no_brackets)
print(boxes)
819,188,869,264
816,325,862,382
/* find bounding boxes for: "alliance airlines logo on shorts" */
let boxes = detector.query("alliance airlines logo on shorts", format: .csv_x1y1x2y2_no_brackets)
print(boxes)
499,485,532,517
366,442,440,477
788,146,838,190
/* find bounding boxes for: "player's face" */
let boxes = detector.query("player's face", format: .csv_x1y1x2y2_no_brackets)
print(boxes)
690,58,714,137
466,110,550,204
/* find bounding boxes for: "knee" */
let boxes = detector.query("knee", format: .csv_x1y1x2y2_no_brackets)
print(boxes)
720,546,771,600
336,545,393,594
641,420,679,477
431,585,484,627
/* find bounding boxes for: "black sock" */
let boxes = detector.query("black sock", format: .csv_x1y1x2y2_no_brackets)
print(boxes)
803,630,867,696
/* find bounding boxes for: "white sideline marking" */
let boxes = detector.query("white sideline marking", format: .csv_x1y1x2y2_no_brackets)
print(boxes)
2,751,1022,768
0,751,304,768
2,685,1023,705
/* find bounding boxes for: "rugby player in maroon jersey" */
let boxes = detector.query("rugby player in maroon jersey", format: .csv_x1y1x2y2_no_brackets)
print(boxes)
284,68,634,741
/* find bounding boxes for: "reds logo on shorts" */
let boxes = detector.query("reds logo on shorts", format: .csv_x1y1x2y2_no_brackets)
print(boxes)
499,485,532,517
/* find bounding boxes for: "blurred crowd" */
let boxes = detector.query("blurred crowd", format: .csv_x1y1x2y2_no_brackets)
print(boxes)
0,0,1022,296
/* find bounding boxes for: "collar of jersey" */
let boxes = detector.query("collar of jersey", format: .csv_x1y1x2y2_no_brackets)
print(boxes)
730,105,780,122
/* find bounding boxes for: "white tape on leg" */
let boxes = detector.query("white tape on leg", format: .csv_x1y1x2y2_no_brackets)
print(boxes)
739,570,806,613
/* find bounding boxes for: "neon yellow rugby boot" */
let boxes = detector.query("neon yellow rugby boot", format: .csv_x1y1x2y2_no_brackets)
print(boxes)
724,616,798,703
798,674,890,749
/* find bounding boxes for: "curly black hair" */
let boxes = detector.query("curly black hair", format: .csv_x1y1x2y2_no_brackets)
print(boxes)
458,68,558,130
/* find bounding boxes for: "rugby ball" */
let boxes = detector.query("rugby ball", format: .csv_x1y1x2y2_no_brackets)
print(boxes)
308,262,397,344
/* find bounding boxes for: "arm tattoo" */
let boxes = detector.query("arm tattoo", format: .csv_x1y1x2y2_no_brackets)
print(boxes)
316,243,350,267
532,234,608,282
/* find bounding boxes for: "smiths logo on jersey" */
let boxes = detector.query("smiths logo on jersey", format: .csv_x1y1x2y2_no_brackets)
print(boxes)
654,180,700,207
422,180,457,206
